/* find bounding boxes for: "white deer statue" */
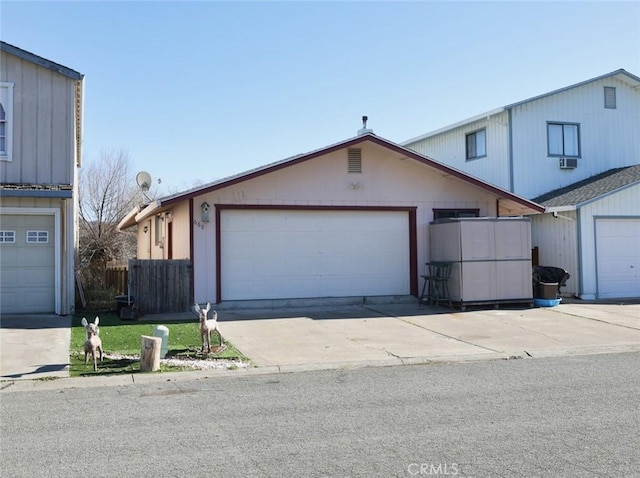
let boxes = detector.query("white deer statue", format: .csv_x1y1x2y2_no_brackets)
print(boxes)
81,317,103,371
193,303,222,354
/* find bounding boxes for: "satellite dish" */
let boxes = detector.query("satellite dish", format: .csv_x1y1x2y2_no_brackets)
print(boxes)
136,171,152,192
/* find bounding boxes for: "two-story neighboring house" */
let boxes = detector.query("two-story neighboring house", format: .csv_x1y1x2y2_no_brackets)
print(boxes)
402,70,640,300
0,42,84,315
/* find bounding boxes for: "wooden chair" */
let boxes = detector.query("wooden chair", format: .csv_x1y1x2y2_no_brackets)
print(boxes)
420,262,452,308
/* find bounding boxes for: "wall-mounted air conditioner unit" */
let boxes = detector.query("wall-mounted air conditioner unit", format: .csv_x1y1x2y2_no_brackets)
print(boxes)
559,158,578,169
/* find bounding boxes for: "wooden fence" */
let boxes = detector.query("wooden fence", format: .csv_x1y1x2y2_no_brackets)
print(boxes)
105,265,128,296
128,259,193,314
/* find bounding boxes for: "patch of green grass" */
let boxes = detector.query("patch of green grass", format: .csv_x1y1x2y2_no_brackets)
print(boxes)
70,312,250,377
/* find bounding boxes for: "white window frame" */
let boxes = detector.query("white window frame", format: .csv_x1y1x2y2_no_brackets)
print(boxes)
604,87,616,109
465,129,486,160
0,230,16,243
26,231,50,244
547,122,580,158
0,82,14,162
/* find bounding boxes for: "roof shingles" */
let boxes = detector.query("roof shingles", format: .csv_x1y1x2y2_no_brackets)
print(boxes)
533,164,640,208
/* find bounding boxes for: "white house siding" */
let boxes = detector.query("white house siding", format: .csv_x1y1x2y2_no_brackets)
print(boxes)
510,77,640,199
530,211,579,296
404,112,511,191
577,184,640,299
0,51,76,185
188,142,499,304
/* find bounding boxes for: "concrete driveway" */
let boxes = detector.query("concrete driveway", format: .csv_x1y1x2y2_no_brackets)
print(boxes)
0,315,70,380
217,300,640,370
1,299,639,382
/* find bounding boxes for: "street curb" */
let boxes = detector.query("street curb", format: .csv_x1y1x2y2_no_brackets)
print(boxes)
3,345,640,393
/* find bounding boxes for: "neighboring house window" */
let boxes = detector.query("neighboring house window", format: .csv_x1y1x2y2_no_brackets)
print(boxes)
433,209,480,220
0,231,16,243
604,87,616,109
0,82,14,161
26,231,49,243
547,122,580,157
465,129,486,160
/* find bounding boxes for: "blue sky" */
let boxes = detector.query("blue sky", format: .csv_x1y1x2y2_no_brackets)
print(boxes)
2,1,639,194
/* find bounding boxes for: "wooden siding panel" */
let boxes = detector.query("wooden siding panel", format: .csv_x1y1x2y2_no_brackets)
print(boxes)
0,51,76,185
511,77,640,198
20,60,39,183
405,112,511,191
530,211,578,296
51,73,71,184
36,68,53,184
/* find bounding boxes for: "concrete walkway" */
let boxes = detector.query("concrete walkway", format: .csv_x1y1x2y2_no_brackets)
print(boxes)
1,300,639,387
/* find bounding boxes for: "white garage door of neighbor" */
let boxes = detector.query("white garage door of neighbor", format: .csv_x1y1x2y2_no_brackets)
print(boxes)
596,218,640,299
221,210,411,301
0,214,56,313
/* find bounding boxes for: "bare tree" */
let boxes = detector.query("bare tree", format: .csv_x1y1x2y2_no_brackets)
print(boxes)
78,148,147,291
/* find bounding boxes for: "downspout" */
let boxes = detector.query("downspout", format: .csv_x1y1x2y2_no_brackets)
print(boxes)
61,199,67,315
507,108,515,193
576,208,584,298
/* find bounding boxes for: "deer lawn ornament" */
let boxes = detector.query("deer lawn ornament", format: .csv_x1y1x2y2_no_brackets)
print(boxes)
193,303,222,354
81,317,103,371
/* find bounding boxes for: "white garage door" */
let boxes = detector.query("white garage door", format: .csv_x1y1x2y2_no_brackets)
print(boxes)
221,209,410,300
0,214,56,313
596,218,640,299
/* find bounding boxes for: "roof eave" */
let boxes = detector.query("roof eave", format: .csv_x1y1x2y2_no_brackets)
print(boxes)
156,133,544,216
401,107,506,145
401,69,640,145
0,41,84,80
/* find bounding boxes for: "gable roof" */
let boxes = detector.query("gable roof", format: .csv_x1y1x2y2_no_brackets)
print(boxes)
532,164,640,211
0,41,84,81
1,41,85,166
402,69,640,144
118,133,544,230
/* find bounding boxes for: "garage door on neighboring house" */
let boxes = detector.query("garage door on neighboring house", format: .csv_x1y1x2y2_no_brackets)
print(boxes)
0,213,56,313
595,218,640,299
219,208,413,301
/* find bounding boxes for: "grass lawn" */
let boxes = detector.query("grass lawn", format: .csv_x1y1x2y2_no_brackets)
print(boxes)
71,312,251,377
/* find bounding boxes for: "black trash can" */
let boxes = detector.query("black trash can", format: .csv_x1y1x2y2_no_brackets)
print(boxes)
536,282,559,300
532,266,570,298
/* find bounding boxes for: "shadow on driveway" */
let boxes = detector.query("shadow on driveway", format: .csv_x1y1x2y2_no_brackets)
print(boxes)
0,315,71,380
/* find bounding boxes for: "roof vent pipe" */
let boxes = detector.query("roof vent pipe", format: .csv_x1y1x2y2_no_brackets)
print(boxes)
357,115,373,135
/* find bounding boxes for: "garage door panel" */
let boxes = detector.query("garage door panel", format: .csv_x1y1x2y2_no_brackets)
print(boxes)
221,210,410,300
596,218,640,299
0,214,56,314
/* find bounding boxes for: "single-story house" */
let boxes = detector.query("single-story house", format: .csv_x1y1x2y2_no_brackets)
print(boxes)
118,131,543,305
531,164,640,300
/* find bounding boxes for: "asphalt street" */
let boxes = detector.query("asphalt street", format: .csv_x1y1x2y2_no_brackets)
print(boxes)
1,352,639,477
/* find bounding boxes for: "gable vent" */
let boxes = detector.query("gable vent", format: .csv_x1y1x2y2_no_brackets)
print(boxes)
348,148,362,173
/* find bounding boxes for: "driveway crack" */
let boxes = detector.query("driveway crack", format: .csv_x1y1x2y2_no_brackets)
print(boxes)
362,304,502,353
